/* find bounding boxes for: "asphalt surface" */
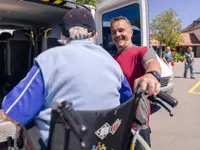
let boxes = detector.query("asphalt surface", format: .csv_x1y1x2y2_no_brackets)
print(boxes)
151,58,200,150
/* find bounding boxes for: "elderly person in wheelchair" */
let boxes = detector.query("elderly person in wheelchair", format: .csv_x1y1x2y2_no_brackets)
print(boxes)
0,7,174,150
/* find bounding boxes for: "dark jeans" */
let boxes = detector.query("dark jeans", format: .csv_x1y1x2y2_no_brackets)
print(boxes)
135,128,151,150
184,63,194,78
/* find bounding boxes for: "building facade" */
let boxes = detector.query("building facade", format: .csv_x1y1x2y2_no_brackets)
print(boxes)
150,18,200,57
177,18,200,57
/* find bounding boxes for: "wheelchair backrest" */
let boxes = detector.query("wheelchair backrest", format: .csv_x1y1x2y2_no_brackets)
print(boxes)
48,97,135,150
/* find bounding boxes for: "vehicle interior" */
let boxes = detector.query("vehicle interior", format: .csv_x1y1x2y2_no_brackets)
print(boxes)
0,0,88,106
0,0,173,107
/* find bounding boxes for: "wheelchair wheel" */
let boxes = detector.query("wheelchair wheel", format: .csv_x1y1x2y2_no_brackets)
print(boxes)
130,129,151,150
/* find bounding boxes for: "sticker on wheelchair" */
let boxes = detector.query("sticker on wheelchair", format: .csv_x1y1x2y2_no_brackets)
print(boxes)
95,119,122,140
91,142,108,150
110,119,121,135
95,123,111,140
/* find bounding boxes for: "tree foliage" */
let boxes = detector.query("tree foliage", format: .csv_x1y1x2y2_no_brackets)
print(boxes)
76,0,104,7
150,8,182,52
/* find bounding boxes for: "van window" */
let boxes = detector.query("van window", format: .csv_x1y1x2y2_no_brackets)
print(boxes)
102,3,141,55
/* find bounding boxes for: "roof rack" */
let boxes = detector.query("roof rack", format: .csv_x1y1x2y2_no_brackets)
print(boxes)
31,0,92,12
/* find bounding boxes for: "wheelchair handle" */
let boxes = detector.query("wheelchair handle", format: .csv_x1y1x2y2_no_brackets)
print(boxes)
135,88,178,108
156,91,178,108
58,101,88,139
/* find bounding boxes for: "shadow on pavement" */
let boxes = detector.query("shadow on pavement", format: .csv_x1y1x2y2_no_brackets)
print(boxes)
174,76,196,79
194,72,200,74
174,76,184,79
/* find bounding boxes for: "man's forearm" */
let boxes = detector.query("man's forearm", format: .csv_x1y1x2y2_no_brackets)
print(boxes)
143,59,162,75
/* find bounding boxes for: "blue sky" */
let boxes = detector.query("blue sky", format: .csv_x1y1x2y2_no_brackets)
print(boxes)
149,0,200,29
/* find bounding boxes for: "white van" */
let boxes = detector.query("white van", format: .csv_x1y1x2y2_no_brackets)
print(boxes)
0,1,174,102
94,0,174,94
0,0,174,146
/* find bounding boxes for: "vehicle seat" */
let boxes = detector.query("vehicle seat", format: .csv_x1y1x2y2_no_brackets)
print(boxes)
5,30,32,89
42,24,62,52
0,32,11,77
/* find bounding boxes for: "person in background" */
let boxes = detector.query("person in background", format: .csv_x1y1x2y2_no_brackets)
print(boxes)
163,46,173,70
110,16,162,149
184,46,195,79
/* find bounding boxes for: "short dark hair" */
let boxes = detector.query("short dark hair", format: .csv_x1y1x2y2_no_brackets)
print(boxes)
110,16,131,28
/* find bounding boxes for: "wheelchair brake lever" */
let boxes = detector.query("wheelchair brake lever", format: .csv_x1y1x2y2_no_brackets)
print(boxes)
150,98,174,117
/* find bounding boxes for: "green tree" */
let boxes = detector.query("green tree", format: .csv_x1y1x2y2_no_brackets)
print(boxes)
76,0,104,6
150,8,182,56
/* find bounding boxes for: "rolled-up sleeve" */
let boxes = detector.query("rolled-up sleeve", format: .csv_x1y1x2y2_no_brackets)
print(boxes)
141,47,157,65
2,65,46,125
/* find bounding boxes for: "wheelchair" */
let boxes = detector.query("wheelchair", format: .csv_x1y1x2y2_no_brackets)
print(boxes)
0,91,178,150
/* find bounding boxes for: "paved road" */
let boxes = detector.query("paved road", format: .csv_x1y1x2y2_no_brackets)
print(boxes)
151,58,200,150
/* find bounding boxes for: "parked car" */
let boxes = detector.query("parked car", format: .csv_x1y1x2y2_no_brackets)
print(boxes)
156,55,174,94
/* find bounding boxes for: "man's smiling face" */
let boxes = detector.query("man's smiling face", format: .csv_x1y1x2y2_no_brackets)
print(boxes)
111,19,133,53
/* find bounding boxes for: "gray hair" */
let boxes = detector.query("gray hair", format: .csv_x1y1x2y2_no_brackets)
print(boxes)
69,26,89,39
58,26,95,45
